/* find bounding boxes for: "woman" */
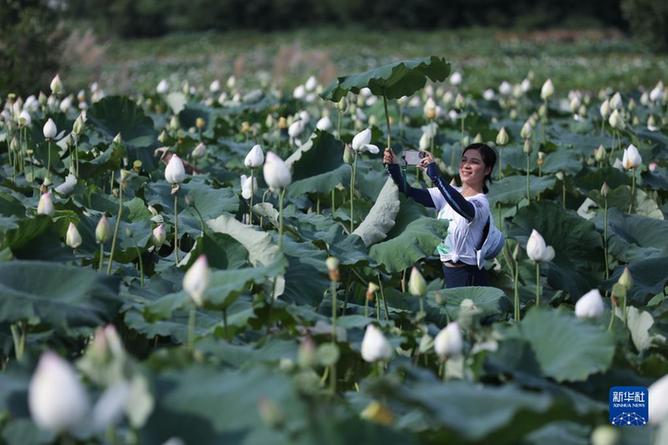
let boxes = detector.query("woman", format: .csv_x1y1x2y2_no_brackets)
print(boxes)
384,143,501,288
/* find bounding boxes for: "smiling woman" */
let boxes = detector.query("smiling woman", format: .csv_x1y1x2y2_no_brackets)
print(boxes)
384,143,504,288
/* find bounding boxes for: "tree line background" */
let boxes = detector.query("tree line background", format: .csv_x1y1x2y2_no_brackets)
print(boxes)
0,0,667,95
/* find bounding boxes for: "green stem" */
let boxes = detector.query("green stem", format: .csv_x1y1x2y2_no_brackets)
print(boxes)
337,109,342,140
382,94,392,149
514,254,520,321
562,179,566,208
46,139,52,180
223,309,228,338
498,148,503,178
350,151,358,232
98,243,105,271
135,245,144,287
608,293,616,331
10,321,25,361
249,168,254,224
364,295,369,318
278,188,285,249
378,272,390,320
535,262,541,307
629,171,636,213
74,139,79,177
331,280,338,338
174,192,180,264
331,189,336,212
187,307,196,350
106,184,123,274
604,199,609,280
526,152,531,202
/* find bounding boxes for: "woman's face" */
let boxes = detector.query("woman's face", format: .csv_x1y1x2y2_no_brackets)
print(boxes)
459,149,491,188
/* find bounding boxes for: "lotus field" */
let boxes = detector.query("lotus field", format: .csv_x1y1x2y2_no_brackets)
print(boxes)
2,56,668,444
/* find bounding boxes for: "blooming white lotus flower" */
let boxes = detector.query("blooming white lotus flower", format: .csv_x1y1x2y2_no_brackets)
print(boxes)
482,89,495,101
156,79,169,94
408,267,427,297
351,128,379,154
263,151,292,191
19,110,32,126
152,224,166,247
540,79,554,100
37,192,55,216
293,85,306,100
96,215,110,243
240,174,257,200
209,79,221,93
649,374,668,424
649,81,664,103
622,144,641,170
50,74,63,95
360,324,393,363
304,76,318,92
65,222,82,249
164,154,186,184
55,173,77,195
434,322,463,359
450,71,462,86
526,229,555,263
499,81,512,96
496,127,509,145
574,289,605,319
43,118,57,139
244,144,264,168
608,109,624,129
316,116,332,131
183,255,210,306
29,351,89,433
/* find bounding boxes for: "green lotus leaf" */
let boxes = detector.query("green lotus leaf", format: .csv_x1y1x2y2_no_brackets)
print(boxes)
609,256,668,304
488,174,556,207
353,178,400,246
626,306,666,353
513,307,615,382
321,56,451,101
0,261,120,329
427,286,512,321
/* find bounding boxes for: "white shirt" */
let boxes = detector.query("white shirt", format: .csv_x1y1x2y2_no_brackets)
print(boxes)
427,187,491,265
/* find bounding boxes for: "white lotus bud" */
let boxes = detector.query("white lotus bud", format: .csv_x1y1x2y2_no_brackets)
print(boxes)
520,78,531,92
29,351,89,433
59,96,73,113
19,110,32,126
640,91,650,106
156,79,169,94
183,255,210,307
152,224,166,247
190,142,206,159
495,127,509,146
351,128,379,154
209,79,220,93
569,96,581,113
649,81,664,103
37,192,55,216
648,374,668,424
595,145,606,162
304,76,317,92
419,132,431,150
50,74,63,95
526,229,555,263
316,116,332,131
240,174,257,200
482,89,495,100
65,222,82,249
449,71,462,86
244,144,264,168
454,94,465,110
647,115,658,132
574,289,605,319
608,109,624,129
95,215,110,243
43,118,57,139
540,79,554,100
72,114,85,135
423,97,437,119
164,154,186,184
649,162,658,172
263,151,292,191
622,144,641,170
499,81,512,96
226,75,236,89
609,92,623,110
360,324,393,363
55,173,77,195
520,121,532,140
408,267,427,297
288,119,305,139
434,322,463,359
293,85,306,100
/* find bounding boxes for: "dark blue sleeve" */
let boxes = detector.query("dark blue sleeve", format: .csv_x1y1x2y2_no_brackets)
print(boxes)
426,163,475,220
387,164,435,208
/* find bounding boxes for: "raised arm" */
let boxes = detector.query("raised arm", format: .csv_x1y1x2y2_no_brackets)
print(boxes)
426,163,475,220
386,163,435,208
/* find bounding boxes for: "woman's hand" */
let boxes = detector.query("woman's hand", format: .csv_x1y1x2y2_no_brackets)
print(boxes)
383,148,396,165
418,151,434,170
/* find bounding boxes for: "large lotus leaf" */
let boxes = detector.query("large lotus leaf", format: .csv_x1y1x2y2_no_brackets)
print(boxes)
76,144,124,180
574,165,630,194
0,261,120,329
0,188,27,217
609,257,668,305
353,178,400,246
373,378,562,443
286,130,344,180
643,168,668,192
288,164,352,198
626,306,666,353
513,308,615,382
321,56,450,101
207,262,285,308
86,96,159,169
507,201,603,299
178,103,223,134
426,286,512,321
0,216,51,252
207,213,287,270
541,150,583,175
522,421,590,445
594,209,668,263
588,184,664,220
488,175,556,207
370,217,448,273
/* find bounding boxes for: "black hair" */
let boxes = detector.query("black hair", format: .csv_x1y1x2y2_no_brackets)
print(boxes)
462,143,497,194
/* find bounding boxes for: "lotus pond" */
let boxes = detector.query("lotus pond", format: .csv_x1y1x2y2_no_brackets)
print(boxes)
1,57,668,445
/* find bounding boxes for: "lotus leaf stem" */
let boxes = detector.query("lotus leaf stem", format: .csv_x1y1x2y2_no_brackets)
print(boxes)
278,188,286,249
106,181,123,274
187,307,196,350
174,192,180,265
535,262,541,307
10,321,25,361
98,243,105,271
249,168,254,224
604,197,609,279
629,171,636,213
526,152,531,202
350,150,358,232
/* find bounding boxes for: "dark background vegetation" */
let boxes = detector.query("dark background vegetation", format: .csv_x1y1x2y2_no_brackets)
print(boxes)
1,0,667,95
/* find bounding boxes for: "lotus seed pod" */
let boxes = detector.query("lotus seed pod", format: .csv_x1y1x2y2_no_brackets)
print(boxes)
278,116,288,129
195,117,206,130
360,401,394,426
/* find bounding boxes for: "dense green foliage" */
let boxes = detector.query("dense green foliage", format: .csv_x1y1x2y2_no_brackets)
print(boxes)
621,0,668,52
0,0,64,96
